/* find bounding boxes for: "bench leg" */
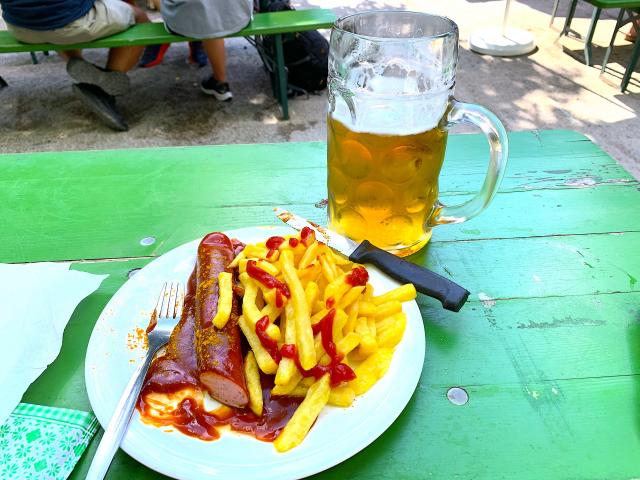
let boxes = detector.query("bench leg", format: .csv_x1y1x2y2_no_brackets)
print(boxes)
274,33,289,121
550,0,561,27
559,0,578,38
622,12,640,91
584,7,601,66
601,8,625,74
0,76,8,90
30,52,39,65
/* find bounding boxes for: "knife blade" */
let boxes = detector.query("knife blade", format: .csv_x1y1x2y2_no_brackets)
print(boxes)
274,208,469,312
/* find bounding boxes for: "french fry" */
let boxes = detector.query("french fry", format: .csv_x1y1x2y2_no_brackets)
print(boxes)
337,286,365,310
228,250,245,269
244,351,263,416
329,386,355,407
304,281,319,312
319,254,337,283
323,274,349,302
274,374,331,452
377,312,407,348
243,244,270,260
371,283,417,305
238,315,278,374
240,274,281,341
332,309,348,343
279,384,356,408
355,316,377,358
298,241,319,269
271,373,302,395
374,301,403,318
281,250,316,370
367,316,377,339
343,301,359,336
275,303,297,386
350,348,394,395
259,303,282,323
212,271,233,328
357,301,377,317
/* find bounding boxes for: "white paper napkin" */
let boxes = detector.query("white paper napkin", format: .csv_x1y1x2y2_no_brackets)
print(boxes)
0,262,107,426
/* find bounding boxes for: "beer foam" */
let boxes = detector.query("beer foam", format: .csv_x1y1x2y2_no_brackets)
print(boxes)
330,76,452,136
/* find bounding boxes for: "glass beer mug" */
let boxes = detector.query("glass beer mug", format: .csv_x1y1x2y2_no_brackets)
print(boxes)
327,11,508,256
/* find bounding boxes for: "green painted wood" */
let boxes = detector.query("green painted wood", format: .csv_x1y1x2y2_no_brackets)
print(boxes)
0,10,337,54
0,131,638,264
22,260,640,480
8,130,640,479
587,0,640,9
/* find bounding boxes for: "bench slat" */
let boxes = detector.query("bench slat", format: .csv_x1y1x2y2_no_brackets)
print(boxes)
0,9,336,53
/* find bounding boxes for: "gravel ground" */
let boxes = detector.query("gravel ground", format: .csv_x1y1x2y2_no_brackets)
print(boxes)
0,0,638,178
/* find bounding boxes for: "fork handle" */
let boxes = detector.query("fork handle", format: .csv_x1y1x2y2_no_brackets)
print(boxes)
86,347,159,480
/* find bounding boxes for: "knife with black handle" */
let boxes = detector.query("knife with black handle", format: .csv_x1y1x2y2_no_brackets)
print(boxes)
275,208,470,312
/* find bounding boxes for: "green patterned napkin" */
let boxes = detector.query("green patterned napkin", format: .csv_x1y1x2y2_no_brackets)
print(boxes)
0,403,99,480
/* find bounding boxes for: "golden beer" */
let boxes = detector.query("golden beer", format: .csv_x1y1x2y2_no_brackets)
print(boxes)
327,116,448,256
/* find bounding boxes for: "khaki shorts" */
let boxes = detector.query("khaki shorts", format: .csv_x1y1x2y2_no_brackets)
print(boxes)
7,0,135,45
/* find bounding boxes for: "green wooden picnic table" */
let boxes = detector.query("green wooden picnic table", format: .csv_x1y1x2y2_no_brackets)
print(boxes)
4,130,640,479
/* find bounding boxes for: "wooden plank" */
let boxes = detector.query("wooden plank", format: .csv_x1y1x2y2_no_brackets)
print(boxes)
19,261,640,480
316,375,640,480
419,292,640,385
0,10,337,53
0,133,638,263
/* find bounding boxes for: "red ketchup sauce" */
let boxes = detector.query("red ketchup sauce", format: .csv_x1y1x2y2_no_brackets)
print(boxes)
256,316,281,363
138,377,302,442
345,266,369,286
246,260,291,308
279,309,356,387
265,236,286,259
300,226,315,246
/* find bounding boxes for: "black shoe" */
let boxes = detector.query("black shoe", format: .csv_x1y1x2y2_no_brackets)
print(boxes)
72,83,128,132
200,76,233,102
67,58,130,96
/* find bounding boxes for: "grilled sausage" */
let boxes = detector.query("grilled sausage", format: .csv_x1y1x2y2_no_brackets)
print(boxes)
141,269,199,395
195,232,249,408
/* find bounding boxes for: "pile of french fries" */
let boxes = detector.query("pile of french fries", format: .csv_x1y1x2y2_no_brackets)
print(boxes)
217,228,416,452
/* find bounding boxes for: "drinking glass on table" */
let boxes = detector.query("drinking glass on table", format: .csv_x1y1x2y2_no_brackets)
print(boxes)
327,11,508,256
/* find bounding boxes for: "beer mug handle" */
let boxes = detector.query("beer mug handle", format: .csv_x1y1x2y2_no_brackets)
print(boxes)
428,99,508,226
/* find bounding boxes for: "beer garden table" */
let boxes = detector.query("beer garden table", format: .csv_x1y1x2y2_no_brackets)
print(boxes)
3,129,639,479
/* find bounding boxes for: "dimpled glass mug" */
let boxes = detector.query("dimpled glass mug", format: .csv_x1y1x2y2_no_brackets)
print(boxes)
327,11,508,256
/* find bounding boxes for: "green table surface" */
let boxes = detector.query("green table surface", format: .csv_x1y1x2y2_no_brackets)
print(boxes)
4,130,640,479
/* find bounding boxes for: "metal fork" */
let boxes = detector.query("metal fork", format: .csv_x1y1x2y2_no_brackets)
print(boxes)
86,282,184,480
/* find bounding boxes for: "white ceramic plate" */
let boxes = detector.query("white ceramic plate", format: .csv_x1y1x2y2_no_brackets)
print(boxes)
85,226,425,480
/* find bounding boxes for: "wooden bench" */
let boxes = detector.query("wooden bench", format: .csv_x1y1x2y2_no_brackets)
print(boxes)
554,0,640,66
0,9,337,120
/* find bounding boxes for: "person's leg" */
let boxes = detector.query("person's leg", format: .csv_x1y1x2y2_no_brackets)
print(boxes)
105,5,150,72
202,38,227,82
59,50,83,61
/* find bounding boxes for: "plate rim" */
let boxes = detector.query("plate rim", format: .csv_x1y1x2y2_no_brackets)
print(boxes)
84,226,425,480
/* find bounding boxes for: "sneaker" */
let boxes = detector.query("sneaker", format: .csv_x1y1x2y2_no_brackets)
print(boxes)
188,41,208,68
72,83,128,132
139,44,170,68
66,58,130,96
200,76,233,102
